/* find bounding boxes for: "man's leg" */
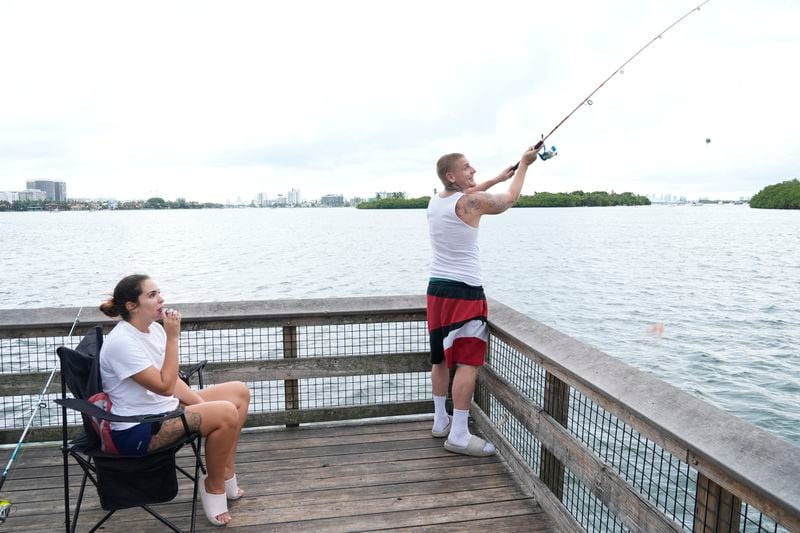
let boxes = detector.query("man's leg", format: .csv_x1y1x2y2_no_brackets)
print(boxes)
447,364,495,454
431,362,451,433
451,364,477,410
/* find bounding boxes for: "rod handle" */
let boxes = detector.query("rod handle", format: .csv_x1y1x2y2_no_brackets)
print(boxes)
510,140,545,171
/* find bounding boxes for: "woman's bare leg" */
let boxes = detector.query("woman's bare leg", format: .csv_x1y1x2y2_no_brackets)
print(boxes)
197,381,250,480
150,400,239,523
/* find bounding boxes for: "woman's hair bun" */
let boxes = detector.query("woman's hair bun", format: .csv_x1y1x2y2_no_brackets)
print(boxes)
98,298,121,318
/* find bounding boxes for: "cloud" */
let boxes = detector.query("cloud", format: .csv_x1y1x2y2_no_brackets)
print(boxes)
0,0,797,201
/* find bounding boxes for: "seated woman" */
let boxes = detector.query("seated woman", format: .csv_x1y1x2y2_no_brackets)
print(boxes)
99,274,250,526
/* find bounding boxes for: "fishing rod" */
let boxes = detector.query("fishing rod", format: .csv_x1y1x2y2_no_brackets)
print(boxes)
512,0,711,170
0,306,84,525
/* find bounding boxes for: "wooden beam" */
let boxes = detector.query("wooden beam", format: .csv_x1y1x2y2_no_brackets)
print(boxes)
693,473,742,533
540,371,569,500
0,296,428,338
477,367,684,532
0,353,432,396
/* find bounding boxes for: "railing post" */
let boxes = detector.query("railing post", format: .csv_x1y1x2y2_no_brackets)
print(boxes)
282,325,299,427
540,371,570,500
693,474,742,532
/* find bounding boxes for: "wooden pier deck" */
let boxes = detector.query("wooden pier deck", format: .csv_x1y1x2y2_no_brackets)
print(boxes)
1,418,557,532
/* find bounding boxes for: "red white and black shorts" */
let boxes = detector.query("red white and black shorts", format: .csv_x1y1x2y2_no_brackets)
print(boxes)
426,279,488,368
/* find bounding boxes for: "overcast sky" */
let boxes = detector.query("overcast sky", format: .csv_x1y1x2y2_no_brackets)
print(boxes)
1,0,797,203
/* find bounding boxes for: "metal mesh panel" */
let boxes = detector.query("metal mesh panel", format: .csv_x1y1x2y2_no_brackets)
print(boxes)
483,332,789,533
0,318,431,431
568,387,697,529
486,335,546,406
180,327,283,363
1,335,82,430
564,469,629,532
0,393,72,430
296,321,428,357
740,503,786,533
246,380,285,413
298,373,430,408
0,335,78,372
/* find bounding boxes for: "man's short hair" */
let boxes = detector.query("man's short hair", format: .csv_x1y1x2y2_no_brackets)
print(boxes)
436,153,464,183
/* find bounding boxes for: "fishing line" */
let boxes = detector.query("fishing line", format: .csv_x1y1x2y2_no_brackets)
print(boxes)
0,306,84,524
512,0,711,170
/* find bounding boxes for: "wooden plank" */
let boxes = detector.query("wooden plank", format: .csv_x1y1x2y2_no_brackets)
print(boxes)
478,367,684,532
0,296,428,338
0,352,432,395
389,513,557,533
244,401,431,427
487,299,800,530
249,499,543,533
3,419,437,469
0,420,554,533
200,352,431,382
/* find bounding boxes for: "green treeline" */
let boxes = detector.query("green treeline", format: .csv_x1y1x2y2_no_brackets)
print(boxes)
0,197,224,212
749,179,800,209
516,191,650,207
356,191,650,209
357,197,431,209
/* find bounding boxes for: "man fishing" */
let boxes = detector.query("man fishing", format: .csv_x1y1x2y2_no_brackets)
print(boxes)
427,144,540,456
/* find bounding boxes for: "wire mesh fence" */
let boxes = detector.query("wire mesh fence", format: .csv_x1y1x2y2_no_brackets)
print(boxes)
479,333,790,533
0,317,431,432
0,304,794,532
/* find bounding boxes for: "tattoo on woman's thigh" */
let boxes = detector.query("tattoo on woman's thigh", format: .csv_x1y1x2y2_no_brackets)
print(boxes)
187,411,202,432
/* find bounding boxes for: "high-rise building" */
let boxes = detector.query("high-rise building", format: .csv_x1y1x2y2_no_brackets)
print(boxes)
26,180,67,201
18,189,46,201
288,188,301,206
0,191,19,202
320,194,344,207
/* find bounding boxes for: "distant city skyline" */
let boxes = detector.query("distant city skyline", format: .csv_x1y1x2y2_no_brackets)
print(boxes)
4,176,758,206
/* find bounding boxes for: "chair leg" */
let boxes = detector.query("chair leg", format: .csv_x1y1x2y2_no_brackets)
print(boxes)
87,510,115,533
70,469,90,533
67,452,101,533
140,504,183,533
190,452,201,533
61,447,70,533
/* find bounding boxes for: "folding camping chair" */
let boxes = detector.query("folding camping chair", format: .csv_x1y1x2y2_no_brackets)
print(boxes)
55,325,207,533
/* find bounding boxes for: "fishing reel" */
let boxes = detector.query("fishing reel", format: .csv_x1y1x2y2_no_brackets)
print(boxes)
0,499,11,524
539,144,557,161
510,140,558,170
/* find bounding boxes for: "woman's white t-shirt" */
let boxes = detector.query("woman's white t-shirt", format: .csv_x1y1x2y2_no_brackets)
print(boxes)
99,320,180,430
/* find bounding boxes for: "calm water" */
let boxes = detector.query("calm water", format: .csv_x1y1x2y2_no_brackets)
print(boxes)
1,206,798,445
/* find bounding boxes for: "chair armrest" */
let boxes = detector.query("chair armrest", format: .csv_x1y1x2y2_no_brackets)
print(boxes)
179,360,208,389
55,398,186,424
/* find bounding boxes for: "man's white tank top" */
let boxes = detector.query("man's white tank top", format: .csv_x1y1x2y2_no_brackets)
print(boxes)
427,192,482,286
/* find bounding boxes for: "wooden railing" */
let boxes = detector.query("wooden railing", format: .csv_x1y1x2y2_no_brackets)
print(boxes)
1,296,797,532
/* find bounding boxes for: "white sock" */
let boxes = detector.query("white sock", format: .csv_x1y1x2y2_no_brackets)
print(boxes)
448,409,471,446
432,395,449,431
448,408,496,453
